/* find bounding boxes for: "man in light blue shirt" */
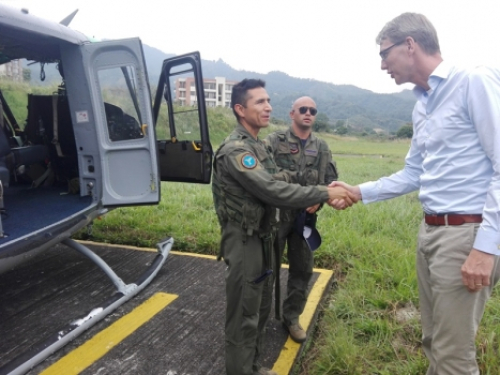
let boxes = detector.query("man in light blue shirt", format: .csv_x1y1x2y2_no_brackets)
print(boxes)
331,12,500,375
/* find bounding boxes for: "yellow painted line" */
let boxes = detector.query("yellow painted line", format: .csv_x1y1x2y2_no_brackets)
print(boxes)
40,292,177,375
272,268,333,375
77,240,334,374
77,240,159,253
169,250,217,260
77,240,218,259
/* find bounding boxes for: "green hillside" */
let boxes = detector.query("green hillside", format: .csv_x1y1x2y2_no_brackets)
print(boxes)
20,43,416,134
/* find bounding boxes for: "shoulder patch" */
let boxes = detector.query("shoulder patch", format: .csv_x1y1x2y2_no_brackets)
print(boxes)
241,153,257,169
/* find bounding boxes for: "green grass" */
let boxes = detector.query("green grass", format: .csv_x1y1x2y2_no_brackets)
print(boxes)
4,80,495,372
0,79,59,128
79,182,220,254
321,133,412,158
72,133,500,374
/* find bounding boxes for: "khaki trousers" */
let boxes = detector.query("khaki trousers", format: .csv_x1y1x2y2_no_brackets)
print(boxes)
416,220,500,375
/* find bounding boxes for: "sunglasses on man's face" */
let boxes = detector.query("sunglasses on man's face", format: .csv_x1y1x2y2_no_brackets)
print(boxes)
298,106,317,116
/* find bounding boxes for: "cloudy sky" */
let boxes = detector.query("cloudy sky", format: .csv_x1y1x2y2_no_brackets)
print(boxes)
1,0,499,93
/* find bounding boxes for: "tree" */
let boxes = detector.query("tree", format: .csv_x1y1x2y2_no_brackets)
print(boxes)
313,112,330,132
23,68,31,82
396,123,413,138
270,117,286,126
336,126,348,135
334,119,345,129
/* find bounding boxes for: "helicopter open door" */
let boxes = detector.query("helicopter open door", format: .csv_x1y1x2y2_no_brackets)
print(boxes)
62,38,160,207
153,52,213,184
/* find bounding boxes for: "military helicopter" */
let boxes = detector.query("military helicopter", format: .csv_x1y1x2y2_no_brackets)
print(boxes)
0,4,212,374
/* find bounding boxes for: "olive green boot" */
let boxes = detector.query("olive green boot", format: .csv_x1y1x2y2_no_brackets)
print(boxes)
284,322,307,343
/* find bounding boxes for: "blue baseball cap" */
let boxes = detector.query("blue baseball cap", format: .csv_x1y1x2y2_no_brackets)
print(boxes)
303,225,322,251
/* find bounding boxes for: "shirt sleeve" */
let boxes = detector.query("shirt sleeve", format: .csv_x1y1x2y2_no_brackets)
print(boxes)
221,148,329,210
359,134,422,204
467,67,500,255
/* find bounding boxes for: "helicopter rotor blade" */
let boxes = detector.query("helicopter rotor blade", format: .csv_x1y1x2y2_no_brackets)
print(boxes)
59,9,78,26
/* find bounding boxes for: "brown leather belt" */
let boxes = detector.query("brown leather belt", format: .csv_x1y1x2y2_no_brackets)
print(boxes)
424,214,482,226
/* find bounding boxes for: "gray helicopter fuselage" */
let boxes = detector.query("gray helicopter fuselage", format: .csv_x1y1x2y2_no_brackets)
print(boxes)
0,4,212,273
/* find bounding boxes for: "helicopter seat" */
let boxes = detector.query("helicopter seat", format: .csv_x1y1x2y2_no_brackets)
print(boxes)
24,94,79,185
0,129,49,188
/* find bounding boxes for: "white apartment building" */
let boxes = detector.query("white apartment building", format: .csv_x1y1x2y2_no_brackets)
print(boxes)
175,76,237,108
0,60,23,81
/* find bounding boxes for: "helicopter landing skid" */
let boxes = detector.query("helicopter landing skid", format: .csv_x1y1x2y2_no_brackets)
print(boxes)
0,237,173,375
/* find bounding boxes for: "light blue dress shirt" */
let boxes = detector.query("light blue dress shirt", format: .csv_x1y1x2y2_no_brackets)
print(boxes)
360,61,500,255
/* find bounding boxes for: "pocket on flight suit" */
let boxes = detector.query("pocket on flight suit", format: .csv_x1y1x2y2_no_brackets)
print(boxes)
301,168,318,186
241,202,265,236
242,280,263,316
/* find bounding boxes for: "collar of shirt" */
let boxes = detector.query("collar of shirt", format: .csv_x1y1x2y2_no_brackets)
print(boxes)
412,61,453,103
288,127,313,145
235,123,260,142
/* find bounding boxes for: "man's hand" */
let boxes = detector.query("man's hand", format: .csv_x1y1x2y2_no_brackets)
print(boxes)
461,249,495,293
327,181,362,210
306,204,320,214
326,186,359,209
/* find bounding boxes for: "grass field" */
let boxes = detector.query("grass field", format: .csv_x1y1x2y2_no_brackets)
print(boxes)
74,133,500,374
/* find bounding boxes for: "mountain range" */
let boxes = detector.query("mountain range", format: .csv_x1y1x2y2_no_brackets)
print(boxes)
143,45,415,133
26,43,417,133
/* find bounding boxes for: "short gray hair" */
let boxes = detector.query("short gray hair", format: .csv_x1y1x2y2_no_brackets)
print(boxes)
376,12,440,55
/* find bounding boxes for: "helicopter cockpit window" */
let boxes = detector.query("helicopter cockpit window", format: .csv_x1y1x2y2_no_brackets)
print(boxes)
97,66,144,142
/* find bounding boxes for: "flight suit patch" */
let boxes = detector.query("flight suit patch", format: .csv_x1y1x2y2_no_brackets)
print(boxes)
241,153,257,169
305,149,318,156
289,143,299,154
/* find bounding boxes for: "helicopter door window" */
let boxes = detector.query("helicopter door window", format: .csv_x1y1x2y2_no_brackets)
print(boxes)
97,66,144,142
155,63,203,143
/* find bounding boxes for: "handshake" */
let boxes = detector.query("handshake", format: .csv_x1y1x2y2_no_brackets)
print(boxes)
325,181,361,210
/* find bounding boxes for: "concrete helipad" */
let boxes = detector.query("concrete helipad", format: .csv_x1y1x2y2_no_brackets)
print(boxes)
0,241,334,375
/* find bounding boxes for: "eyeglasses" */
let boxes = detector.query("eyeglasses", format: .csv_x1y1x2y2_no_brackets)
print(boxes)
379,41,404,60
298,106,317,116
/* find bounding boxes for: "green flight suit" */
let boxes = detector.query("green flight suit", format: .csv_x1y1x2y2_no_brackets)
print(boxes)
212,124,330,375
265,128,338,327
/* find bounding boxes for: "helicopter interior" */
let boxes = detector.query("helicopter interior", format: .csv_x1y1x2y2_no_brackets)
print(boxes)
0,86,93,244
0,11,100,245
